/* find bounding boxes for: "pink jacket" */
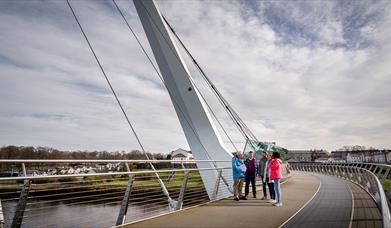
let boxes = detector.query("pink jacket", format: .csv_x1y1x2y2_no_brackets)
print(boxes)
269,159,282,179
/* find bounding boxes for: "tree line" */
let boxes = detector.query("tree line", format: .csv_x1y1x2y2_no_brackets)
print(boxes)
0,145,175,172
0,145,167,160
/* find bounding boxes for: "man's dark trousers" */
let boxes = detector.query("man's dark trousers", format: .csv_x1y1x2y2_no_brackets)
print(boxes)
245,174,256,197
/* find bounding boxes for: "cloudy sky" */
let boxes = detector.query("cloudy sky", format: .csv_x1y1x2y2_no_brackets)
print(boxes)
1,0,390,153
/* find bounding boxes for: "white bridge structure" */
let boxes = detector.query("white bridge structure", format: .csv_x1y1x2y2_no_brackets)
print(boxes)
0,0,390,228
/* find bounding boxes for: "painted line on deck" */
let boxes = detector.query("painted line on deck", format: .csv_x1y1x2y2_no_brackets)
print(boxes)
278,173,322,228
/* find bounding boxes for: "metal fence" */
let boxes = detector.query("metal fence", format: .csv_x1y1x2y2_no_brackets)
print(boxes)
0,160,233,228
0,159,292,228
290,162,391,228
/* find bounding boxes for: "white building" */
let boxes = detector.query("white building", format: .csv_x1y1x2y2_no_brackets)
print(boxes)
346,153,364,163
170,148,194,163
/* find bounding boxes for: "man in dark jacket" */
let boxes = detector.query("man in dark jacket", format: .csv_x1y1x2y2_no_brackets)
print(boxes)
244,151,258,199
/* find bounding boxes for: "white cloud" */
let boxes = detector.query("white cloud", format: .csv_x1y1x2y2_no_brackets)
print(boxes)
0,0,390,152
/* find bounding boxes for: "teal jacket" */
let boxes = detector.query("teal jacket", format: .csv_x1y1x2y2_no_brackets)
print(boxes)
232,156,244,179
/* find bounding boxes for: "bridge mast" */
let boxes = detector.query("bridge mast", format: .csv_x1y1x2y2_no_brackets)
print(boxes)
133,0,232,198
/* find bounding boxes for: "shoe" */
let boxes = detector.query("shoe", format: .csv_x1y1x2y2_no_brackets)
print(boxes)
261,196,267,200
234,197,239,201
269,199,276,203
240,196,247,200
253,195,257,199
274,202,282,207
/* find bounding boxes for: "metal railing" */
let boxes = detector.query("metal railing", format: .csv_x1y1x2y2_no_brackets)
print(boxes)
0,159,233,228
0,159,292,228
289,161,391,183
290,163,391,228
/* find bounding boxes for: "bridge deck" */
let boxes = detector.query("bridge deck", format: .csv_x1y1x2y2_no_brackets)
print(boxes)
123,172,383,228
347,181,382,228
282,174,353,228
124,172,320,228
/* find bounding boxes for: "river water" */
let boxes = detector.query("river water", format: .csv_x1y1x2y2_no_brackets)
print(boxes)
2,200,169,228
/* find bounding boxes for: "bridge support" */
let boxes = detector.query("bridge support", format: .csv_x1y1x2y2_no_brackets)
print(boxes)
0,199,4,228
116,163,135,226
133,0,233,199
212,169,222,200
11,163,30,228
176,171,190,210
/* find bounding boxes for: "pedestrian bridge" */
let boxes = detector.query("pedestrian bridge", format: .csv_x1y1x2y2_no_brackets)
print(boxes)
0,160,390,228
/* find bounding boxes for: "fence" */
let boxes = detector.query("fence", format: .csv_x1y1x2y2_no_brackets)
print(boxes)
0,160,233,228
0,159,292,228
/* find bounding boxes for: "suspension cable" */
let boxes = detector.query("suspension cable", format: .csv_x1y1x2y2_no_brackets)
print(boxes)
65,0,176,203
126,1,254,143
136,0,249,145
112,0,238,152
162,16,259,142
112,1,235,192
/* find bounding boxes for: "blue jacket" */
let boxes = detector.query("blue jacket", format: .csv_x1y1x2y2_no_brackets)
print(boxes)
232,156,244,179
244,158,258,178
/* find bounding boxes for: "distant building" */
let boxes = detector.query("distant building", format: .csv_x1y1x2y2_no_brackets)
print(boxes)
287,150,312,162
287,149,329,162
170,148,194,163
332,149,390,163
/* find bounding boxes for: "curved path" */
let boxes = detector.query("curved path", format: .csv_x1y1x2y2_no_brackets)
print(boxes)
282,174,353,228
123,172,320,228
122,172,382,228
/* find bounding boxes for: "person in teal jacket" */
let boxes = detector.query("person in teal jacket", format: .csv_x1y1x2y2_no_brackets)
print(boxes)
232,151,245,201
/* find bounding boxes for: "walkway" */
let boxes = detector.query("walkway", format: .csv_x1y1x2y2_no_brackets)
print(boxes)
347,181,382,228
124,172,320,228
282,174,352,228
123,172,383,228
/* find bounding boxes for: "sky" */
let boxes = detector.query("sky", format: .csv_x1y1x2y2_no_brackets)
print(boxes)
0,0,390,153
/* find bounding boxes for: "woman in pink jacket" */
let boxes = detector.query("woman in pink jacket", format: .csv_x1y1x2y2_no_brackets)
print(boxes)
269,152,283,206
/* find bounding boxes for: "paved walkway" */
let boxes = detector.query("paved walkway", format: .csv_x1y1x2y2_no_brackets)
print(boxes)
282,174,353,228
124,172,320,228
347,181,382,228
123,172,384,228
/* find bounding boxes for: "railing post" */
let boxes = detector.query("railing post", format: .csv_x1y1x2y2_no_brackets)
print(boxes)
0,199,4,228
373,166,379,175
211,169,222,200
381,168,390,183
116,163,135,226
221,175,233,194
376,166,383,177
11,163,31,228
176,170,190,210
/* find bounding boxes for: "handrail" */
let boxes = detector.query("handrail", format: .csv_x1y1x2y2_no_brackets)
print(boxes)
0,160,291,227
0,167,231,181
290,161,391,168
291,163,391,228
0,159,231,163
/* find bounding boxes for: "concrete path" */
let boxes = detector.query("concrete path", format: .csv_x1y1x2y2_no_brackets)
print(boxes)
282,174,353,228
124,172,320,228
347,180,382,228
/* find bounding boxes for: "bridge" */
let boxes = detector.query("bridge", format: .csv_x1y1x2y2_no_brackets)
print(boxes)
0,160,389,228
0,0,390,227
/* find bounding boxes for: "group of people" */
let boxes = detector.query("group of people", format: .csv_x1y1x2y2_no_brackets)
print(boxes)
232,150,283,207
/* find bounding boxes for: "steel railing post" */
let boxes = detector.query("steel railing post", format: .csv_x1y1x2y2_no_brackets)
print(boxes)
176,170,190,210
381,168,390,183
211,169,222,200
11,163,31,228
0,199,4,228
116,163,135,226
376,166,383,178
